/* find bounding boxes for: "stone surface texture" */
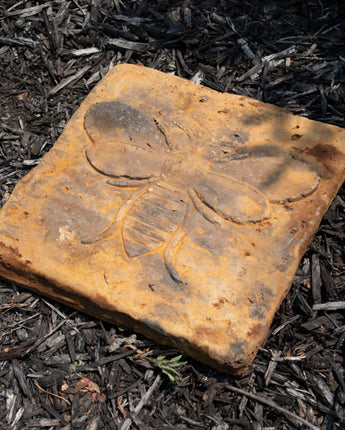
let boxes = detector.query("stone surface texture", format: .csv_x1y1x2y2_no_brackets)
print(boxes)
0,64,345,373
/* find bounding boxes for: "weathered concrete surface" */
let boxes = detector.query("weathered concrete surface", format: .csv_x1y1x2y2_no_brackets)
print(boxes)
0,64,345,373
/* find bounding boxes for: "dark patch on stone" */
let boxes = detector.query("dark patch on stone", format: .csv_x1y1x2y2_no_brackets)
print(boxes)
305,143,343,170
249,286,274,320
154,302,180,321
277,257,289,272
141,318,167,337
94,293,115,311
229,340,247,358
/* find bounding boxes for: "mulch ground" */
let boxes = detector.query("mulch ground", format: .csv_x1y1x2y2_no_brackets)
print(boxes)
1,1,345,429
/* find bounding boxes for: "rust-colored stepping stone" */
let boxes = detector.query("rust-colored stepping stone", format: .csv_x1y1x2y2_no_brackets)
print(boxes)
0,64,345,373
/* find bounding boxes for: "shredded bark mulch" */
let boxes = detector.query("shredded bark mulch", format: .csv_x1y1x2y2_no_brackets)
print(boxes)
1,1,345,429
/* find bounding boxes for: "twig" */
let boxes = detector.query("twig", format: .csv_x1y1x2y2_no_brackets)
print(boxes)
70,47,100,57
313,301,345,311
272,315,300,335
0,36,38,48
225,384,320,430
180,416,207,428
0,336,39,360
237,38,256,59
5,3,49,17
272,354,307,362
49,65,90,95
120,375,161,430
34,382,71,406
25,318,69,354
311,254,322,304
106,38,151,52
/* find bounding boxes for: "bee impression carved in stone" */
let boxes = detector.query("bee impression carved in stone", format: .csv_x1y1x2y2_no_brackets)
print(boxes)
81,101,319,284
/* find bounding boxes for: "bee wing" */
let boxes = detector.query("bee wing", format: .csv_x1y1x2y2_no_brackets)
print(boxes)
84,101,167,179
122,183,188,257
211,155,319,203
194,174,271,224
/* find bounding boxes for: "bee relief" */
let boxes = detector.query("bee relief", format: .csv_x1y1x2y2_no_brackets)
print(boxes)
81,101,319,284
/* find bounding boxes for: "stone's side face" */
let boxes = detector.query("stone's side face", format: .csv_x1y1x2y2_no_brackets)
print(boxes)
0,64,345,373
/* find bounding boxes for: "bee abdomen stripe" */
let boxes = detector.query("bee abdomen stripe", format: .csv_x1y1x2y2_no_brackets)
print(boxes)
154,183,187,203
142,192,185,212
129,207,177,233
124,239,151,258
137,198,185,224
123,226,164,258
126,216,170,242
122,183,187,258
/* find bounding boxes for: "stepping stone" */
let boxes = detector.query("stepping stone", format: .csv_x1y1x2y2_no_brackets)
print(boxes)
0,64,345,373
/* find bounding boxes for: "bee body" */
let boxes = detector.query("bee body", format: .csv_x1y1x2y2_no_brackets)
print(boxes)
122,183,187,257
82,100,319,284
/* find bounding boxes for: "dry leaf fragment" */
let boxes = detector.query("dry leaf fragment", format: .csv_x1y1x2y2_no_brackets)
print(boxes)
75,373,101,394
117,395,127,418
92,392,105,403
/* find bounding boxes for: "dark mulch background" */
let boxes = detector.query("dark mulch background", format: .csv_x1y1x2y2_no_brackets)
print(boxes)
1,1,345,429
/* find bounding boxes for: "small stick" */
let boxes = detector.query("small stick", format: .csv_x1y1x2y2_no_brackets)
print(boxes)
120,375,161,430
311,254,321,305
271,314,300,335
34,382,71,406
49,65,90,95
225,384,320,430
71,47,100,57
313,301,345,311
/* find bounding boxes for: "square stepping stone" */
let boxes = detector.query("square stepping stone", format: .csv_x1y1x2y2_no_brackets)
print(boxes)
0,64,345,373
